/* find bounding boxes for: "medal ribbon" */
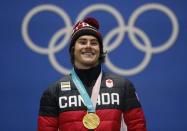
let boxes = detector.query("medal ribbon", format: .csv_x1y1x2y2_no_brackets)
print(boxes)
71,68,102,113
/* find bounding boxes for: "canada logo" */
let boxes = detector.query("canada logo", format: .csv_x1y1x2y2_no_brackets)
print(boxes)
105,79,114,88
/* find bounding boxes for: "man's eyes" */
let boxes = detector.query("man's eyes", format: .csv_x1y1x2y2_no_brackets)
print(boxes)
79,41,86,45
91,42,99,45
78,41,99,45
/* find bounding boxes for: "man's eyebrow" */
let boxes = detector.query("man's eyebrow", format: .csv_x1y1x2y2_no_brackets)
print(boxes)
77,38,98,41
77,38,87,41
91,39,99,42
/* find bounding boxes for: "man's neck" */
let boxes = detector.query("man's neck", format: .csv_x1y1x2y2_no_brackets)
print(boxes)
74,65,101,88
74,63,99,70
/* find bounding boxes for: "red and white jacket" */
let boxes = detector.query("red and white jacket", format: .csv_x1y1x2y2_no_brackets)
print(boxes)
38,73,147,131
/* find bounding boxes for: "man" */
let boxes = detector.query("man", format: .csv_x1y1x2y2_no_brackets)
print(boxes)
38,17,147,131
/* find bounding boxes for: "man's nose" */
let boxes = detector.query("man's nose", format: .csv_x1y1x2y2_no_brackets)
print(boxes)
85,41,91,48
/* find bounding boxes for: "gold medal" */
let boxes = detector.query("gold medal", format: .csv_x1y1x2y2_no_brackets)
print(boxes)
83,113,100,129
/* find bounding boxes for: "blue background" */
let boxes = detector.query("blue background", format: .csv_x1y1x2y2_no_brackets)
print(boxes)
0,0,186,131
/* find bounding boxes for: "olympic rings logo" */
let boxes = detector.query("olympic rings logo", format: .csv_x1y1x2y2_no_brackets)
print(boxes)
21,3,179,76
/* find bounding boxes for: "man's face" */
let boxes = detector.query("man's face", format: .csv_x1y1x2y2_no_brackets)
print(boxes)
73,35,100,69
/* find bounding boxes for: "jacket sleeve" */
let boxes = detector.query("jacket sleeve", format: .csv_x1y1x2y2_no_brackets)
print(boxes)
122,80,147,131
38,84,59,131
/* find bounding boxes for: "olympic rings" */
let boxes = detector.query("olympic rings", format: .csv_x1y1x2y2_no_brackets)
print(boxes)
21,3,179,76
21,4,72,54
104,26,152,76
128,3,179,54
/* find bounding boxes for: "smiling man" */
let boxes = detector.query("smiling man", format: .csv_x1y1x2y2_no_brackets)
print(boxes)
73,35,100,68
38,17,147,131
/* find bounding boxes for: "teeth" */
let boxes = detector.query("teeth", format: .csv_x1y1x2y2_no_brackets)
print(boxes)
82,52,94,55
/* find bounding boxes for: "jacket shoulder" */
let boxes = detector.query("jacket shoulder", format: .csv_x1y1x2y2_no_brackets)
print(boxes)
103,72,131,84
44,75,71,93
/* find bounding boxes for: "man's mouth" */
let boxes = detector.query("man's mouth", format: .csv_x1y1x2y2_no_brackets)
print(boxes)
81,52,95,56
